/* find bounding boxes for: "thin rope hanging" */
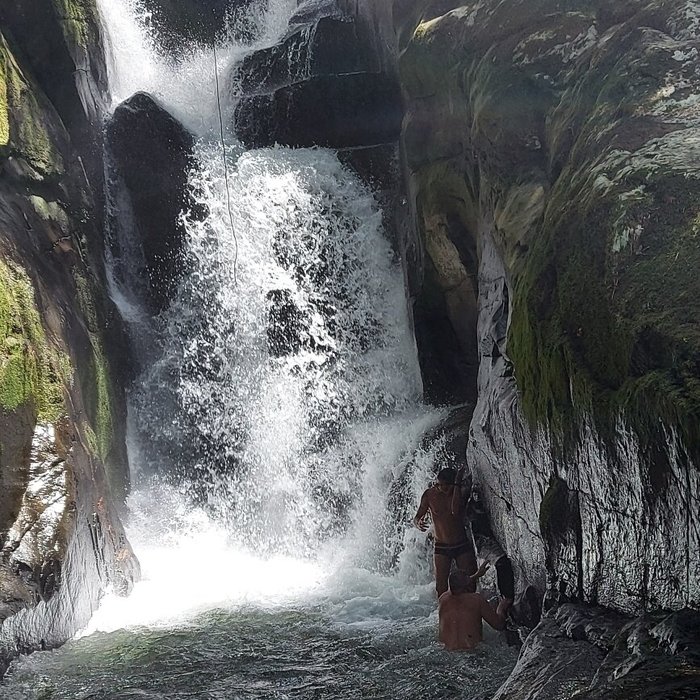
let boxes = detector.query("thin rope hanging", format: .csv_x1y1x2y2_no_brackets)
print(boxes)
213,42,239,286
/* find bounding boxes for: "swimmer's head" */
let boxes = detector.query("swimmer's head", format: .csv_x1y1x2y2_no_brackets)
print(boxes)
436,468,456,492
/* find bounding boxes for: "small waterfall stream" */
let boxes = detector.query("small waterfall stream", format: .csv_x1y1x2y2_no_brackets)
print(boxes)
2,1,519,697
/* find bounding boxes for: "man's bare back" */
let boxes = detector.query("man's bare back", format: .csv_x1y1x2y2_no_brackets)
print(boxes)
438,590,509,651
419,486,466,544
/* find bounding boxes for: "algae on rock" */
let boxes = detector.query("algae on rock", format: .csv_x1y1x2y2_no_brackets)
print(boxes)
0,11,137,676
0,259,68,421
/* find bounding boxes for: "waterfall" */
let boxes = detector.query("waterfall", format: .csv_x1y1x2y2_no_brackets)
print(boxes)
91,0,446,630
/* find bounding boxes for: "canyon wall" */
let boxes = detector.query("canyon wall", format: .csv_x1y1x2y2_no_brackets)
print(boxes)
0,0,138,674
396,2,700,695
398,0,700,615
1,0,698,694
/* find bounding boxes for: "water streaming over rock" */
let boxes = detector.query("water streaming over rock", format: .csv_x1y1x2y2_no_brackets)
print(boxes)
100,0,441,584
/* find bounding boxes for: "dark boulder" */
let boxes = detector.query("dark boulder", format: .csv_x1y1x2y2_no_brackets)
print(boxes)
233,16,379,95
232,8,403,150
0,23,139,675
400,0,700,614
235,72,402,149
106,92,203,314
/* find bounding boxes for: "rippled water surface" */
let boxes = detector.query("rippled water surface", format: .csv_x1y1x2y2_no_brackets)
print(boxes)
4,599,518,699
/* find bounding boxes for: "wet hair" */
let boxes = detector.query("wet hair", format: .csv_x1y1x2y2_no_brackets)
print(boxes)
436,467,456,485
448,570,474,594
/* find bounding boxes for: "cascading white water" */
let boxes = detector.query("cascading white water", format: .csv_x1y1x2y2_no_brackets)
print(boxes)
98,0,296,132
135,146,430,554
92,0,448,630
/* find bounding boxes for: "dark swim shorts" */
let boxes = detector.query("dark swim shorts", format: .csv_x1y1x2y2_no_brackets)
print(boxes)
434,540,475,560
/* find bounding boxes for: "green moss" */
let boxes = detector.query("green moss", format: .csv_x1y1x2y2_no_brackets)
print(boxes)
52,0,97,49
91,338,113,463
0,46,9,147
72,271,113,462
402,2,700,466
508,156,700,462
72,270,99,333
0,36,62,174
0,259,68,421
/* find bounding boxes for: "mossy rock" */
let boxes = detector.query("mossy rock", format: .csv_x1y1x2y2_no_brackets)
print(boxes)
402,0,700,463
51,0,99,49
0,34,63,174
0,259,69,421
71,270,115,466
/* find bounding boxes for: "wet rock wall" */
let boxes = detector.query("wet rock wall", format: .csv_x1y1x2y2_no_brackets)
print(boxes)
0,0,138,675
397,0,700,616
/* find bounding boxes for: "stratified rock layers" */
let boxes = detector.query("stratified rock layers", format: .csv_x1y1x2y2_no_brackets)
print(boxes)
399,0,700,615
0,0,138,675
233,4,403,150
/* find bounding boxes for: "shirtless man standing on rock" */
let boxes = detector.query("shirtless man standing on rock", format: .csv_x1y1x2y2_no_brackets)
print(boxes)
413,466,477,596
438,566,512,651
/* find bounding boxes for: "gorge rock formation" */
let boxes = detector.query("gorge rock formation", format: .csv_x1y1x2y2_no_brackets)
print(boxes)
1,0,698,696
399,0,700,614
0,0,138,674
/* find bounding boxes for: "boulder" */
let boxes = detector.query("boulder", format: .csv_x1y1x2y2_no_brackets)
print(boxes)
235,72,402,149
233,15,379,95
493,604,700,699
232,8,402,150
106,92,202,314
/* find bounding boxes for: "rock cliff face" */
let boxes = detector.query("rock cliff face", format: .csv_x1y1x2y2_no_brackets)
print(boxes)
398,0,700,615
1,0,698,693
395,0,700,694
0,0,138,674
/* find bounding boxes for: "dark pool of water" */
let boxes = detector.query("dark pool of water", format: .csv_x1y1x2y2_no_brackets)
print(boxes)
2,606,519,699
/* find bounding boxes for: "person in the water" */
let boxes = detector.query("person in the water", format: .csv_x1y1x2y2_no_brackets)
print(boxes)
438,565,512,651
413,466,477,596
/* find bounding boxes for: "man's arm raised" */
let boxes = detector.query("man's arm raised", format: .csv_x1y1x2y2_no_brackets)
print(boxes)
414,491,430,531
451,467,471,515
